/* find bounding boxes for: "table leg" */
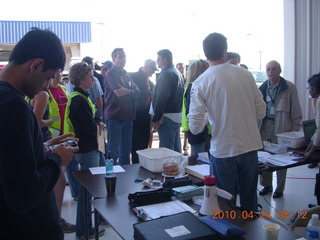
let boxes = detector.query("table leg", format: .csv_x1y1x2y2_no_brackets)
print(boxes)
94,208,99,240
83,187,89,240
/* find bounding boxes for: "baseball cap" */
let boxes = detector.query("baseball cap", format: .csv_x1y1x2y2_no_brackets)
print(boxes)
144,59,158,71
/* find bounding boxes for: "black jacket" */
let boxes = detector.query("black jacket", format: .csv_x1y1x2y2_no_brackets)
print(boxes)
70,87,100,153
130,70,154,118
0,82,63,240
152,64,184,123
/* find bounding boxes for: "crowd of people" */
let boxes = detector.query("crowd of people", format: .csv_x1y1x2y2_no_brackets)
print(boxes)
1,28,320,240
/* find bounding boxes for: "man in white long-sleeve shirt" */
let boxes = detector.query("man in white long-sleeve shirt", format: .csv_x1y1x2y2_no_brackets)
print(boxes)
188,32,266,212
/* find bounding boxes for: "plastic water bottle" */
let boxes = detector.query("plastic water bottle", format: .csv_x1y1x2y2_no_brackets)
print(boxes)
306,214,320,239
105,151,114,175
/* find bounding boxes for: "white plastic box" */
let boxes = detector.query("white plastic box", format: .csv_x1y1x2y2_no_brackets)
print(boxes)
276,131,306,149
136,148,182,173
263,141,288,154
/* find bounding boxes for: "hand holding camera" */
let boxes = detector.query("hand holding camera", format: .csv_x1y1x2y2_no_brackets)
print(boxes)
45,134,79,166
49,139,78,151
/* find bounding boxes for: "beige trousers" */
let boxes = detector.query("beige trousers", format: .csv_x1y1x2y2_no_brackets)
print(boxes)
260,118,287,193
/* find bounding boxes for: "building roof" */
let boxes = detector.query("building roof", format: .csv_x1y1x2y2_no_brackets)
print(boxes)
0,20,91,43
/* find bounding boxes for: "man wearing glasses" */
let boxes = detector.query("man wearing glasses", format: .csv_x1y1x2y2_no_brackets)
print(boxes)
259,60,302,199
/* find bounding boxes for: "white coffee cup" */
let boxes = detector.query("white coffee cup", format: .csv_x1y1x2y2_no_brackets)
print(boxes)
263,223,280,240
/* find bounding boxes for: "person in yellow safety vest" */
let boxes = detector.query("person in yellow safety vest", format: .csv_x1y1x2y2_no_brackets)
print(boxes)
64,62,105,239
48,70,76,233
30,79,54,142
182,59,211,156
25,94,53,140
63,90,96,136
48,71,69,137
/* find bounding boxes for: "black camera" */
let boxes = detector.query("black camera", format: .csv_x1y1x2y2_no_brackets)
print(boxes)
49,139,78,151
65,139,78,147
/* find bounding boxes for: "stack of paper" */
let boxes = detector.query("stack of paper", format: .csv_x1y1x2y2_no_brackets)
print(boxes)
89,166,125,175
134,200,197,221
184,165,210,180
259,152,303,166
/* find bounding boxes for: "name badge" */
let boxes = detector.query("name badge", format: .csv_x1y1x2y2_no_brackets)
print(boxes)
266,96,271,102
270,106,275,115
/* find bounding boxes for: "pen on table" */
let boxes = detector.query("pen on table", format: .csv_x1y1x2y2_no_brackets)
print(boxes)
137,209,152,221
196,158,210,164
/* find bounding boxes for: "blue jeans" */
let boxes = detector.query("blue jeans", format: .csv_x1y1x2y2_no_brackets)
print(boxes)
210,151,259,212
66,150,99,237
99,152,106,167
190,142,206,156
106,118,132,165
157,117,181,153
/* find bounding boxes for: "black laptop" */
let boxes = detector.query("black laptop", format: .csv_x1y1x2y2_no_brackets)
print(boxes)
302,119,317,145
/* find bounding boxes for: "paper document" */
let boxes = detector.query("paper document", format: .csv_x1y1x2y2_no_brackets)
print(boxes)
134,200,197,221
185,165,210,179
97,128,105,154
197,152,210,163
259,152,303,166
89,165,125,175
258,151,272,159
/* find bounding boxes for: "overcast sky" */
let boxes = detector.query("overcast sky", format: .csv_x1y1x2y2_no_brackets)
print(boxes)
1,0,283,71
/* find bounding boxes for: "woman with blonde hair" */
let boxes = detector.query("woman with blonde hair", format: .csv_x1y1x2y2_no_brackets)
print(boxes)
182,59,211,156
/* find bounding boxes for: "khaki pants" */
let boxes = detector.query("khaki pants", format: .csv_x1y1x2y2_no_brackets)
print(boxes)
259,118,287,193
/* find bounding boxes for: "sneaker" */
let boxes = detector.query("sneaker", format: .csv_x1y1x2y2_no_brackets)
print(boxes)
60,218,76,233
75,226,105,240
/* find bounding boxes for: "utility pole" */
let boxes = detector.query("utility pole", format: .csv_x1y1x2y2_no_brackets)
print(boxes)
258,50,263,70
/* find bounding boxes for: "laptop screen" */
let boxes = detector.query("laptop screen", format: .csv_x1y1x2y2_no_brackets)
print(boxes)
302,119,316,145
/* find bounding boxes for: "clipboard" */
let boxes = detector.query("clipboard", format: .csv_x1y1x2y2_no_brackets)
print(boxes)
97,127,105,154
133,200,198,221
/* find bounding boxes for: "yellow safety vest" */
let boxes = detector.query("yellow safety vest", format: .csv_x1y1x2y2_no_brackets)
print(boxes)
48,85,68,134
182,82,192,132
181,82,211,134
64,91,96,137
24,96,30,103
26,94,54,139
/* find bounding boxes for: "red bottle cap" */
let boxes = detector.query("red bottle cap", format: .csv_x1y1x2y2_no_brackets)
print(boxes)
204,175,216,185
